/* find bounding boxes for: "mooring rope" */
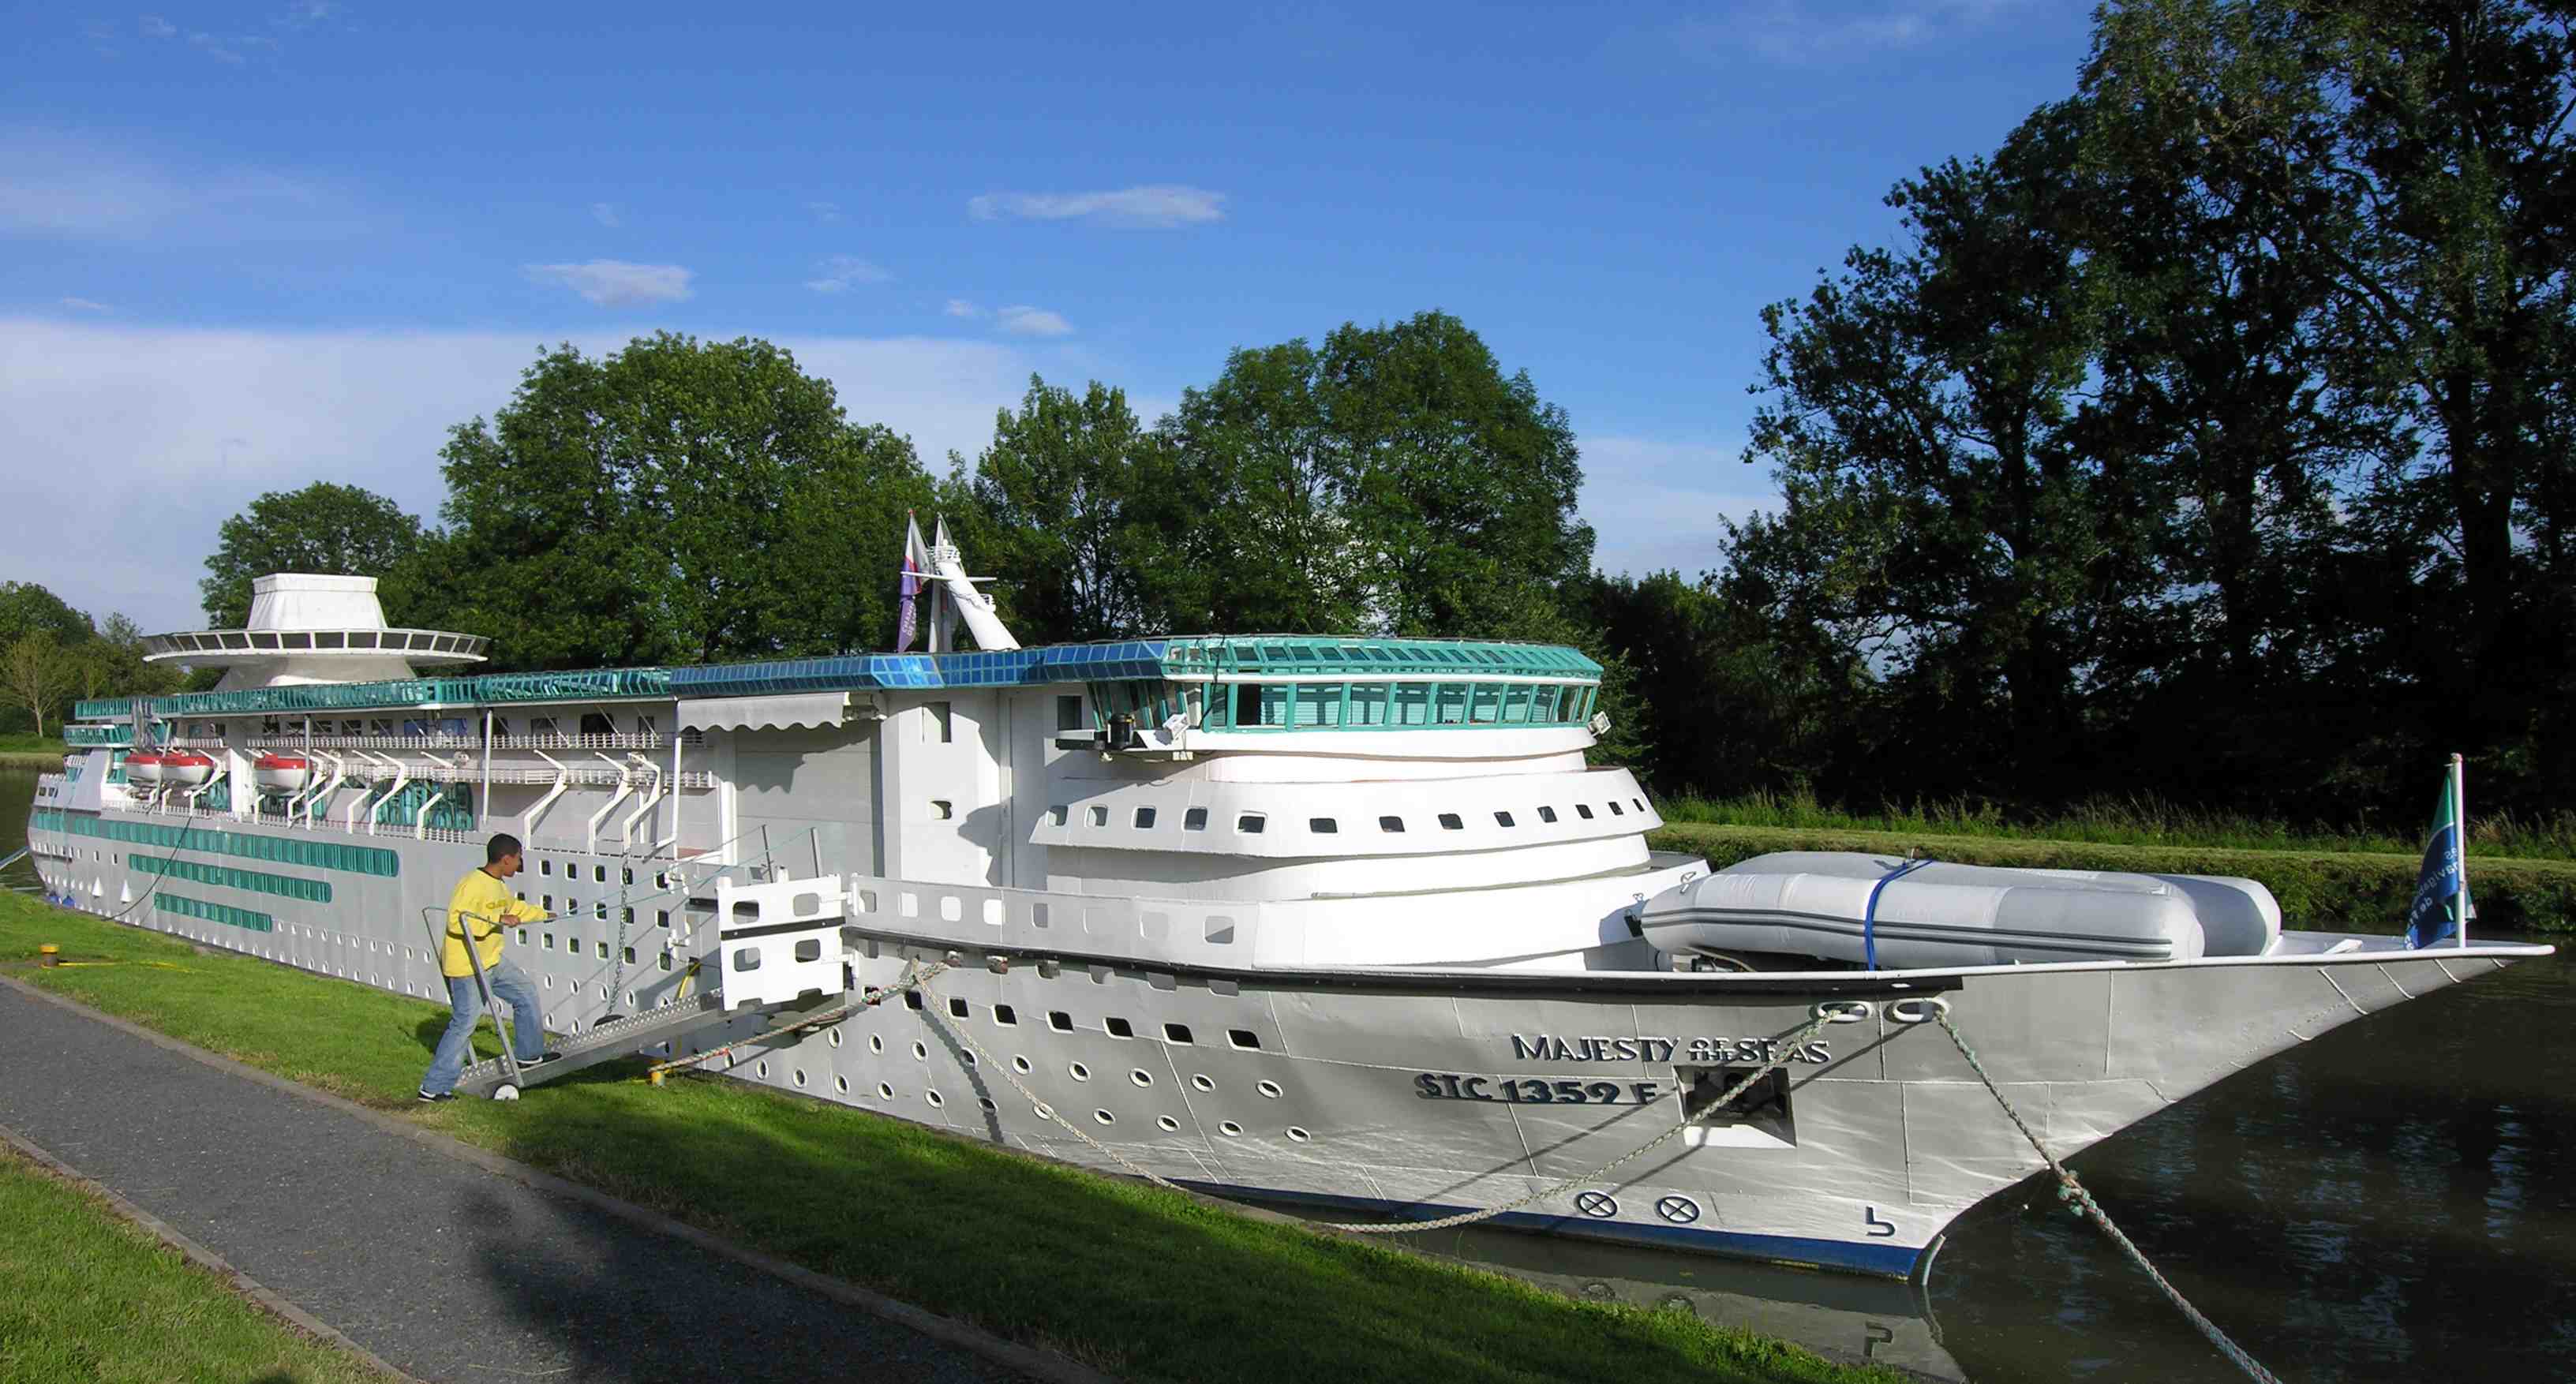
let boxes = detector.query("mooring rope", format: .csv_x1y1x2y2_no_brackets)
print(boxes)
1932,1008,2285,1384
643,960,956,1083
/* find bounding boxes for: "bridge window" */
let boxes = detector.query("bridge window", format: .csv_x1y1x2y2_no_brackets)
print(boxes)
1438,813,1463,831
1087,806,1106,826
1379,816,1405,832
1309,817,1338,834
1538,806,1558,823
1237,814,1266,834
1049,805,1068,826
1184,807,1208,831
1576,803,1594,820
1494,810,1515,828
1133,806,1157,829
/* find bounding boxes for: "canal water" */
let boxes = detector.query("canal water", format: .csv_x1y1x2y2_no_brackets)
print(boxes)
6,766,2566,1381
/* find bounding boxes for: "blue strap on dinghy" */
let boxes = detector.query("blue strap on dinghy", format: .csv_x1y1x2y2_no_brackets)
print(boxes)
1862,857,1935,970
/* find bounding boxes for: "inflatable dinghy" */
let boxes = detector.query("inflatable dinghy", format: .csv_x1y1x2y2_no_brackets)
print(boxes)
1638,851,2282,969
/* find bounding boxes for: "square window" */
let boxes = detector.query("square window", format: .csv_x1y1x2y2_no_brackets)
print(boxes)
1049,805,1069,826
542,895,554,912
596,941,608,959
1538,806,1559,823
1057,695,1084,731
1608,802,1624,816
1633,797,1647,812
926,700,953,743
1228,1028,1261,1050
1438,813,1463,830
567,935,580,954
660,952,672,971
1576,803,1595,820
540,859,553,877
657,910,670,928
1164,1023,1194,1044
1379,816,1405,832
1494,810,1515,828
1106,1016,1134,1038
1237,813,1265,834
1088,806,1108,827
1309,817,1338,834
1048,1010,1073,1032
1133,806,1157,829
1184,807,1209,831
948,997,970,1019
993,1004,1017,1026
594,864,607,883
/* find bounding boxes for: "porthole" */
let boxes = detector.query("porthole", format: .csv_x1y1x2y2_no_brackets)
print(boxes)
912,1041,927,1060
829,1029,843,1048
792,1068,807,1087
1130,1068,1154,1087
756,1060,770,1078
1093,1109,1114,1125
1257,1079,1283,1099
1157,1115,1180,1132
927,1090,945,1108
1034,1102,1056,1120
1219,1120,1243,1137
1191,1074,1215,1092
869,1034,884,1053
1287,1127,1312,1143
878,1083,894,1099
979,1098,998,1113
1013,1055,1032,1074
1070,1062,1091,1082
835,1075,849,1094
960,1050,977,1067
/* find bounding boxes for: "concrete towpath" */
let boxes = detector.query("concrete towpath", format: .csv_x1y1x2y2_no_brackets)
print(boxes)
0,979,1050,1384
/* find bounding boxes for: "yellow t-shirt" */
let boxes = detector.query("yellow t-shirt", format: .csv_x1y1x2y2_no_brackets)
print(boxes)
442,868,548,978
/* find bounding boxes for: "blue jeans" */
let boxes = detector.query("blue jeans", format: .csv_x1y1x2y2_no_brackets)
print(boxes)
420,958,549,1095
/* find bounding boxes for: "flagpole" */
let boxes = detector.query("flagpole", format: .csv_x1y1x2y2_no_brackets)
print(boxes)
2453,752,2469,948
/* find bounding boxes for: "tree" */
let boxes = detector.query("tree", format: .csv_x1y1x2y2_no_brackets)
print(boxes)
0,581,93,649
198,483,426,627
1147,311,1593,638
436,334,938,668
964,378,1159,644
0,632,73,739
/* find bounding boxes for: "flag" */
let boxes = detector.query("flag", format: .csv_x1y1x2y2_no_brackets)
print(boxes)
896,513,927,651
2406,758,2469,948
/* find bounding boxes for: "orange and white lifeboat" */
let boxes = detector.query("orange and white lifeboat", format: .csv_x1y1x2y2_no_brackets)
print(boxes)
123,751,168,786
163,750,215,787
252,753,312,794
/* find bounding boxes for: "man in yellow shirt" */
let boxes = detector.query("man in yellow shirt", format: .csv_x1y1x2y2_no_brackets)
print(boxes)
419,833,557,1101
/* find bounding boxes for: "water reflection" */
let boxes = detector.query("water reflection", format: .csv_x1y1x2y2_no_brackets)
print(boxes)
2,767,2565,1382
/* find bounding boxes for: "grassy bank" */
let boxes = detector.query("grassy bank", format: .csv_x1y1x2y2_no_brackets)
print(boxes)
0,733,67,771
1660,789,2576,862
0,1146,389,1383
1649,820,2576,934
0,894,1899,1384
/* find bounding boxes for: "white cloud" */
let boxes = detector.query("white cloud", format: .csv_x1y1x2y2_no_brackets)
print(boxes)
807,200,841,223
188,32,245,63
994,305,1073,338
803,255,891,294
1699,0,2019,62
0,131,358,242
0,320,1046,631
522,260,695,308
1575,434,1782,580
140,15,176,39
589,201,620,228
58,297,111,312
968,185,1226,230
273,2,336,28
942,298,979,319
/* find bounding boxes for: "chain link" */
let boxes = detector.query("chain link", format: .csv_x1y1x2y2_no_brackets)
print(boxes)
1933,1010,2285,1384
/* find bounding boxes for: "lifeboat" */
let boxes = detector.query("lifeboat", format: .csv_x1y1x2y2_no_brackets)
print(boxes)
122,751,168,786
163,750,215,787
253,753,312,795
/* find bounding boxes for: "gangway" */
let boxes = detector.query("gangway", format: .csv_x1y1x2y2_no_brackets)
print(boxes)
425,872,852,1100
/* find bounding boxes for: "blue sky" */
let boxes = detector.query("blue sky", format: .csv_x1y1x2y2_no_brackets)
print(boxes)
2,1,2095,634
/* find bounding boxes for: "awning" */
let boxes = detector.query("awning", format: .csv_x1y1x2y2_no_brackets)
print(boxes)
680,691,854,733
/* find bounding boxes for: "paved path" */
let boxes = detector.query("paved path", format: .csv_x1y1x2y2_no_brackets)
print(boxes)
0,981,1035,1384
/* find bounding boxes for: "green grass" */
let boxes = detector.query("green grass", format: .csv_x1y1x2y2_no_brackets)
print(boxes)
0,894,1899,1384
1649,819,2576,934
1659,788,2576,862
0,734,68,769
0,1146,389,1384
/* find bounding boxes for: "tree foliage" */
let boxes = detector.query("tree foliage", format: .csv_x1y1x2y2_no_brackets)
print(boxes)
431,334,937,668
198,483,426,627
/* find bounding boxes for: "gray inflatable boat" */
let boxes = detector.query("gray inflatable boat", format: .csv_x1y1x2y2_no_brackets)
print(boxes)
1639,851,2282,969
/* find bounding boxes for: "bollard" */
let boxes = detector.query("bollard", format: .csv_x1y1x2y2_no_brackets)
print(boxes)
38,944,59,968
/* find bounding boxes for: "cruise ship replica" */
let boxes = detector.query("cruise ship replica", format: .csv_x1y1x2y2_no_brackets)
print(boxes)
27,546,2551,1281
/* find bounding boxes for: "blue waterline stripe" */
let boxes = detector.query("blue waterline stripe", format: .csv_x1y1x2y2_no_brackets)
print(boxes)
1174,1180,1926,1279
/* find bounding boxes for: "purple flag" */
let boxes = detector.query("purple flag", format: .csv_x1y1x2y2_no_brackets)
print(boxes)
897,514,927,651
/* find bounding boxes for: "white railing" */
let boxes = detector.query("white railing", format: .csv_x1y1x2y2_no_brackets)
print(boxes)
249,735,480,751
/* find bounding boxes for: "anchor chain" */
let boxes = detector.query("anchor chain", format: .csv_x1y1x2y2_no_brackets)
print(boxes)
1933,1008,2284,1384
918,978,1840,1238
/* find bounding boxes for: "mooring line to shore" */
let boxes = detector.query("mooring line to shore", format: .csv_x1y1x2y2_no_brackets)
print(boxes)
1933,1009,2283,1384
